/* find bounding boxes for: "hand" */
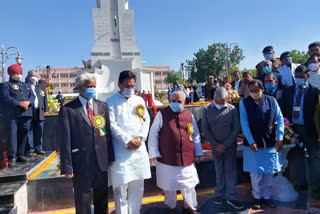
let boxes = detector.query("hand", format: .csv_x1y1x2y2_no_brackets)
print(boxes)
44,112,49,116
275,140,283,152
109,161,115,166
64,173,74,179
249,143,258,152
195,156,201,164
18,101,30,111
149,156,162,165
215,144,226,153
127,138,141,150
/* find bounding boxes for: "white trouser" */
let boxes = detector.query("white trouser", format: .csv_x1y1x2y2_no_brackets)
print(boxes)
250,173,273,199
164,188,198,210
113,179,144,214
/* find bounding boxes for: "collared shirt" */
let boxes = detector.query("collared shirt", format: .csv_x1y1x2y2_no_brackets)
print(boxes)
240,96,284,144
78,95,93,117
266,87,277,96
210,101,227,110
235,79,241,92
277,64,298,87
292,83,308,125
28,82,39,109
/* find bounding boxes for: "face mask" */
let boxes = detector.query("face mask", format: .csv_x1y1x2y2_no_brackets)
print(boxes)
30,76,38,83
215,84,219,88
262,66,272,74
308,63,319,72
11,74,22,81
250,91,262,100
265,83,276,91
83,88,96,100
264,54,273,60
170,102,183,112
295,78,305,86
122,88,135,97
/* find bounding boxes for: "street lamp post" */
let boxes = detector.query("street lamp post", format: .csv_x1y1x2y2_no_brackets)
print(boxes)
214,42,242,80
180,63,197,84
0,44,23,82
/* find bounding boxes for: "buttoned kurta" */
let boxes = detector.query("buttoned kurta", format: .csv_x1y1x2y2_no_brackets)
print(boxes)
106,92,151,189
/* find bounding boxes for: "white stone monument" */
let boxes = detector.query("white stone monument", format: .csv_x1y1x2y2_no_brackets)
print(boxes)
87,0,154,101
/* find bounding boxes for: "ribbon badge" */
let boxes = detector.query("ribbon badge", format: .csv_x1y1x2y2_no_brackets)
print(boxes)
91,114,107,136
187,123,194,141
12,85,19,90
135,104,146,124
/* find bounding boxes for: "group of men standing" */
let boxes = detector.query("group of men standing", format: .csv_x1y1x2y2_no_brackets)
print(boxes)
0,65,48,167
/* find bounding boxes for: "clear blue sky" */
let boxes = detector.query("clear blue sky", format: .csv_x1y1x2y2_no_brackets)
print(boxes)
1,0,319,79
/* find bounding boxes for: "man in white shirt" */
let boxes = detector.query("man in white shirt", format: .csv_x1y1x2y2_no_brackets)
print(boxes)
231,71,242,93
106,71,151,214
148,90,203,214
306,55,320,89
277,51,298,87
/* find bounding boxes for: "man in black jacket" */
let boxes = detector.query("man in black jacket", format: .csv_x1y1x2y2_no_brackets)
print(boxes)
264,73,283,105
59,72,115,214
231,71,242,93
280,65,320,205
256,60,283,89
26,70,48,156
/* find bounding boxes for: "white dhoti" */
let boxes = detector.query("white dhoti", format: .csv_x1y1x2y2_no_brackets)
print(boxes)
250,173,274,199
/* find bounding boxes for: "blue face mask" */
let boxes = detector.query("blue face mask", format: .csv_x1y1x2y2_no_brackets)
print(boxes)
170,102,183,112
265,83,276,91
83,88,96,100
122,88,135,97
263,66,272,74
295,78,306,86
264,54,273,60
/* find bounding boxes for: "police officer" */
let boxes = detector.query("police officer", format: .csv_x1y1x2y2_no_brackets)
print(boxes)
0,64,35,167
256,46,282,76
25,70,48,156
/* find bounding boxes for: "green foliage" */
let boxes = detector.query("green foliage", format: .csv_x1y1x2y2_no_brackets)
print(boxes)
48,83,56,90
241,68,257,79
165,70,183,84
187,42,245,83
154,91,167,100
290,50,309,64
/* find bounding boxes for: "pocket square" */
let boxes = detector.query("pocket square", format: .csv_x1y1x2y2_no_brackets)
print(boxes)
72,149,79,153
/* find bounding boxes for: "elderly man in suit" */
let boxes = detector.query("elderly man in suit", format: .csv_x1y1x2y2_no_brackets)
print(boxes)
59,72,115,214
280,65,320,207
25,70,48,156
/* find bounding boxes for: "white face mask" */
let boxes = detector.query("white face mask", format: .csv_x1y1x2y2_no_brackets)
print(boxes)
30,76,38,83
122,88,135,97
308,63,319,72
11,74,22,82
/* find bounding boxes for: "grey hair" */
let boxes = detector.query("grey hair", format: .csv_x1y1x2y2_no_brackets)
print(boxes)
263,60,272,66
171,90,186,101
76,72,97,87
214,87,228,99
28,70,37,75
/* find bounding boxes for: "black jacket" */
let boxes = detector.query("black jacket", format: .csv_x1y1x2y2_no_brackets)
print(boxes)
256,72,283,89
59,97,115,177
30,83,48,121
264,88,283,107
231,80,242,89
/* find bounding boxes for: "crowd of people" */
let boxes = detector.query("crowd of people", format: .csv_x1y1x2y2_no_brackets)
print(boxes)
134,90,153,107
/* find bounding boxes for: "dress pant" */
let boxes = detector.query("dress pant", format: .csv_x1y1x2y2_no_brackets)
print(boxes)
250,173,273,199
27,117,44,153
212,144,238,200
113,179,144,214
164,188,198,210
72,170,109,214
6,117,31,159
0,119,7,162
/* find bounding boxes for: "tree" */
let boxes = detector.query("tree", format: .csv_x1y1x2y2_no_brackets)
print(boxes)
241,68,257,79
48,83,56,90
290,50,309,64
187,42,245,83
154,91,167,100
165,70,183,85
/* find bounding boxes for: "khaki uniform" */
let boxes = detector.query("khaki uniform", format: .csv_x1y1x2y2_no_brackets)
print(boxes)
255,58,282,76
204,83,214,101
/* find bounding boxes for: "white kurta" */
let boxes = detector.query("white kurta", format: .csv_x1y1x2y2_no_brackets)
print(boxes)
148,111,204,191
106,92,151,189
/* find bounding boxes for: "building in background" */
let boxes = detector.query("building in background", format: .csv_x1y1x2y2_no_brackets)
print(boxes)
39,68,78,94
143,66,170,91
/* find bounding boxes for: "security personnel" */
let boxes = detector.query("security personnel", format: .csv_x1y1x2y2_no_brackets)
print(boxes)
26,70,48,156
0,64,35,167
256,46,282,76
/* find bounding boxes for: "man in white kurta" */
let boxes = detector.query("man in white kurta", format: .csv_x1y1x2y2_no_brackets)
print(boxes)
148,91,203,214
106,71,151,214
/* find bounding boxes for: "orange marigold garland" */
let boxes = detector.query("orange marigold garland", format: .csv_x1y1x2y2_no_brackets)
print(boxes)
152,104,157,118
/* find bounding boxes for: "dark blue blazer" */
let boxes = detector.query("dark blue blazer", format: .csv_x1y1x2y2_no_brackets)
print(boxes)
58,97,115,177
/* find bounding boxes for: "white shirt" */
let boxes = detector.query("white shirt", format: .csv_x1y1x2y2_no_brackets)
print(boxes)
78,95,93,116
277,63,298,87
29,83,39,109
308,70,320,89
106,92,151,189
234,80,241,92
148,111,203,191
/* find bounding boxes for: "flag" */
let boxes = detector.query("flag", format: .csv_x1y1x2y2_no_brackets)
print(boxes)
49,71,52,81
114,12,118,29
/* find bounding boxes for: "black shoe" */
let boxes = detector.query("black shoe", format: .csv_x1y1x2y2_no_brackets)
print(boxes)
17,156,30,162
8,158,16,167
25,152,34,157
182,207,200,214
263,199,276,208
227,200,244,209
36,150,46,155
252,199,262,210
212,196,224,205
167,208,176,214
